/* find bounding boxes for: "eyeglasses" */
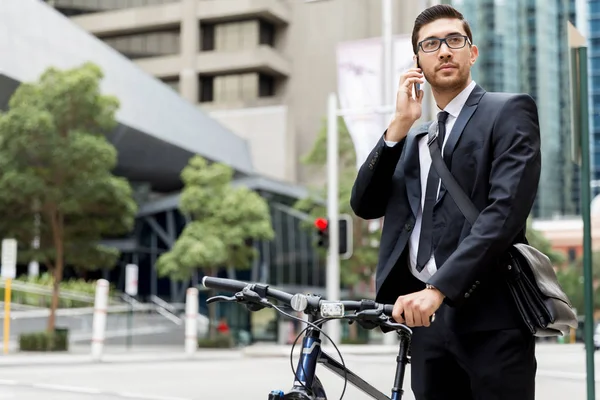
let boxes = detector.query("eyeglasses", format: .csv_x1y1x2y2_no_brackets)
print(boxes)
418,35,470,53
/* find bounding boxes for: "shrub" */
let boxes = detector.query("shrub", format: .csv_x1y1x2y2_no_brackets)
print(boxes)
198,333,234,348
19,328,69,352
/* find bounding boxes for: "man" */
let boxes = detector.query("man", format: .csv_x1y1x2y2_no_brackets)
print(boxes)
350,4,541,400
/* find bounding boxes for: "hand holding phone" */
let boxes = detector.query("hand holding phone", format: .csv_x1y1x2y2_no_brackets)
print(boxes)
386,62,425,141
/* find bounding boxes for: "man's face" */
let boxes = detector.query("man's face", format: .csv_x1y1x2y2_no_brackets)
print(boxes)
415,18,478,91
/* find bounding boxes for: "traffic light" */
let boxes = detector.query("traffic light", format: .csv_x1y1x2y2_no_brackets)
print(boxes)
338,214,353,260
313,215,353,259
314,217,329,248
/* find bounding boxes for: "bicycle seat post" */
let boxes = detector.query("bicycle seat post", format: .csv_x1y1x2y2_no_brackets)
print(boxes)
390,330,411,400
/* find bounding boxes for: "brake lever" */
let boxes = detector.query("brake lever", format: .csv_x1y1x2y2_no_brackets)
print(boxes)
207,289,271,312
379,318,412,334
206,295,237,304
346,309,386,330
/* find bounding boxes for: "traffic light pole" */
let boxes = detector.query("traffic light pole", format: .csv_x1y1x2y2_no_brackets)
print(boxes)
326,93,396,347
326,93,341,345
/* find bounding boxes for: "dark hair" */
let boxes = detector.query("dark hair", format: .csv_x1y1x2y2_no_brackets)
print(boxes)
411,5,473,54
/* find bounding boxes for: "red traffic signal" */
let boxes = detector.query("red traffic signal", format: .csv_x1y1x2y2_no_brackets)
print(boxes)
314,217,328,231
312,215,353,258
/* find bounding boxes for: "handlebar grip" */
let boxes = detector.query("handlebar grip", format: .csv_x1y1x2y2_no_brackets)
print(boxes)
202,276,248,293
382,304,394,316
380,304,434,323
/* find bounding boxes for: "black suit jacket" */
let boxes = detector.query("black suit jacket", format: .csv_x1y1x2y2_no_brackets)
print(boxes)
350,84,542,333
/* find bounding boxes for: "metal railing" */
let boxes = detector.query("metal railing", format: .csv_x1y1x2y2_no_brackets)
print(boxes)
149,295,183,325
0,279,122,305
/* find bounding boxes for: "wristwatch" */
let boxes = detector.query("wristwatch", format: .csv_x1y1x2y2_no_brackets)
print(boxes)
425,284,438,323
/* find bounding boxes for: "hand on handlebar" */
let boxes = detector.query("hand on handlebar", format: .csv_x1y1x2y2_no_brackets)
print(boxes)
392,288,444,328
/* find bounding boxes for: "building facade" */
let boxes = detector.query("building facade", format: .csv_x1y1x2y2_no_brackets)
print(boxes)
451,0,579,219
3,0,330,314
587,0,600,196
45,0,434,185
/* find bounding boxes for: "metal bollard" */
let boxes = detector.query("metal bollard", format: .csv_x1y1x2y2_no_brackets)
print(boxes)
91,279,109,362
185,287,198,356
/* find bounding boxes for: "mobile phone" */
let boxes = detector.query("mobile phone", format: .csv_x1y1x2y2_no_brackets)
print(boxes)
414,59,421,94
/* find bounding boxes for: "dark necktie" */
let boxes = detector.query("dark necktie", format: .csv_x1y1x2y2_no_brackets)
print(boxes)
416,111,449,272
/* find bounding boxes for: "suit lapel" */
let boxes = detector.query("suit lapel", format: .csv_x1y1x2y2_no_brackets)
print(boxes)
436,84,486,205
404,126,429,218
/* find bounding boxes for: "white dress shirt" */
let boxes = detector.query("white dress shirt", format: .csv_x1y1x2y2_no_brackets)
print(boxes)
385,80,476,282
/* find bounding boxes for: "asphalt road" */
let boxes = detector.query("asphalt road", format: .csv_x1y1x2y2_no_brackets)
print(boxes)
0,343,597,399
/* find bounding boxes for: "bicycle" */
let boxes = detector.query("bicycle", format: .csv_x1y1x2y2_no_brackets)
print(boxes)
202,276,414,400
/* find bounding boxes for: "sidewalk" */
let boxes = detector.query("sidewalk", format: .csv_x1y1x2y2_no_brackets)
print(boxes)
0,341,582,368
0,345,242,368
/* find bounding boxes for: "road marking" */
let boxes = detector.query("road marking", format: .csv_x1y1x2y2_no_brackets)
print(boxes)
31,383,103,394
537,369,600,382
119,392,192,400
0,380,193,400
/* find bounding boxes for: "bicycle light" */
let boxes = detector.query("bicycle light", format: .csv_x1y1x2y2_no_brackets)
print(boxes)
290,293,308,312
320,301,345,318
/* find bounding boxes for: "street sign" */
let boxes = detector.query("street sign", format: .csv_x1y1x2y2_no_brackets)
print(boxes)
1,238,17,279
125,264,138,296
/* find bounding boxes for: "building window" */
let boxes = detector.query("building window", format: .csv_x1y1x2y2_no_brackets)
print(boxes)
203,18,278,52
101,27,181,59
201,23,215,51
259,20,276,47
259,74,275,97
199,76,214,103
48,0,181,15
200,73,277,103
214,20,258,52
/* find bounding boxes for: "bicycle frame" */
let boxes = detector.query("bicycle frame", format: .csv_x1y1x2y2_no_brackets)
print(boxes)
277,314,412,400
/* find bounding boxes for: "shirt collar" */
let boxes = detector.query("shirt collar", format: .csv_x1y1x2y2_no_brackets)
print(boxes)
436,80,477,119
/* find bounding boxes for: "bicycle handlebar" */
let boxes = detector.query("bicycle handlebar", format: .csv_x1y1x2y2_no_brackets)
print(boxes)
201,276,400,328
202,276,295,305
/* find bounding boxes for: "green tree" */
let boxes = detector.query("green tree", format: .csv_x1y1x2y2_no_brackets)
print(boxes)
0,62,137,331
294,117,380,289
156,156,274,337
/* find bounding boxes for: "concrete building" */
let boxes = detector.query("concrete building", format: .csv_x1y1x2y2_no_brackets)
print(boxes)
1,0,334,340
45,0,434,184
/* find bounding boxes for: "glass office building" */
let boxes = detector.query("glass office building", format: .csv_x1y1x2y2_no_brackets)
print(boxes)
451,0,578,218
589,0,600,195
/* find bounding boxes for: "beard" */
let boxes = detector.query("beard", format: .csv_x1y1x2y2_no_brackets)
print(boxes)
426,66,470,92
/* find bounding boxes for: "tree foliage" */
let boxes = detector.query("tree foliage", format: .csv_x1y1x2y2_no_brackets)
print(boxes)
156,156,274,337
294,117,380,289
156,156,274,281
0,62,137,331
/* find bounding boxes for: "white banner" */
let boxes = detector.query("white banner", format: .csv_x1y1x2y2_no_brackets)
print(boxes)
336,35,430,170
